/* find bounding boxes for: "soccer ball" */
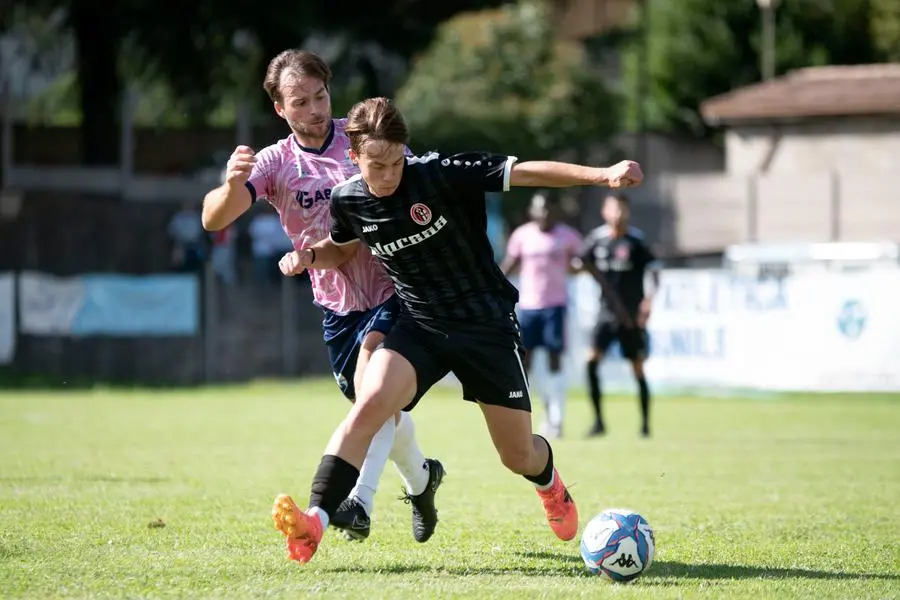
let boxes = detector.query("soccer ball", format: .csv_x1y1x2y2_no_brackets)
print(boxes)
579,508,655,582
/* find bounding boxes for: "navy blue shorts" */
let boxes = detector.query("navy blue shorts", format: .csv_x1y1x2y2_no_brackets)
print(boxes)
592,320,649,361
322,296,399,400
517,306,566,352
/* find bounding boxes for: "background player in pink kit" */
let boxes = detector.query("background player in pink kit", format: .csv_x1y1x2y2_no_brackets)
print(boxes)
201,50,443,544
501,192,582,439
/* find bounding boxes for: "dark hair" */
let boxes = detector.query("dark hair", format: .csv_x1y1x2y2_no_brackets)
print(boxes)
263,50,332,103
531,189,560,208
344,97,410,155
605,192,630,205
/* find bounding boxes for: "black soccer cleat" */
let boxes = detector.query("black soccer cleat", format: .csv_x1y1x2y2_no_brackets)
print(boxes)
586,420,606,438
330,497,371,541
400,458,445,543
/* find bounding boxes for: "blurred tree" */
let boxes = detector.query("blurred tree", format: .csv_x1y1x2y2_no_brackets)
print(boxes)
396,0,619,219
871,0,900,61
7,0,513,164
397,1,618,159
620,0,885,137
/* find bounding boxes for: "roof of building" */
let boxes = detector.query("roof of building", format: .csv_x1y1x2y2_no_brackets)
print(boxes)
701,64,900,125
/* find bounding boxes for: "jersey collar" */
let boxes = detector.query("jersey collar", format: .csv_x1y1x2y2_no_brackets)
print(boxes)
292,120,336,155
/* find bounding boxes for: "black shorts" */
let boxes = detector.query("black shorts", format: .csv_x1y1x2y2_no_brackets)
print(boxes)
381,313,531,412
592,320,649,361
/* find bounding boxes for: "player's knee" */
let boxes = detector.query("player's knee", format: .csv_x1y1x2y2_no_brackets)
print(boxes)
496,440,534,475
347,387,396,435
630,358,645,378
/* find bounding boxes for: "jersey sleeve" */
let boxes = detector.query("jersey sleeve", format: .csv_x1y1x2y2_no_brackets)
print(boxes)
328,188,359,246
580,231,598,263
632,231,657,270
246,146,280,208
436,152,518,193
564,226,584,258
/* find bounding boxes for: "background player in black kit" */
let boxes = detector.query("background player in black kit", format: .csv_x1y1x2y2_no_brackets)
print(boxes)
270,97,643,564
581,193,660,438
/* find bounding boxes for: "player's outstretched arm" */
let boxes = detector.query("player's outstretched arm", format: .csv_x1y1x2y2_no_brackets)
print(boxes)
509,160,643,190
278,238,360,276
202,145,255,231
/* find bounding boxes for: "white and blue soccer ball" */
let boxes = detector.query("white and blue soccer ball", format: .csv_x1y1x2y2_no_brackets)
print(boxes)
580,508,655,582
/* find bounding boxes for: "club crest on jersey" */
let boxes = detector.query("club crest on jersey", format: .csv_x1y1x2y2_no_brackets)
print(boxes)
410,203,432,226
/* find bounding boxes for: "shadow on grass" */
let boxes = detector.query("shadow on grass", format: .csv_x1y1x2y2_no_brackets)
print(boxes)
323,552,899,582
323,551,589,578
647,561,899,583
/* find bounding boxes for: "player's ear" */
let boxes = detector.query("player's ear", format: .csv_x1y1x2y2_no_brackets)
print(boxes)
273,102,286,119
348,149,359,164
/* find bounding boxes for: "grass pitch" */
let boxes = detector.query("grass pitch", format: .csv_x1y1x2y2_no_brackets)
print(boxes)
1,380,898,599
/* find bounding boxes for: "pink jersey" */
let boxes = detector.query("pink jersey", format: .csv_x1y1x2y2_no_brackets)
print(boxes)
247,119,393,313
506,222,583,310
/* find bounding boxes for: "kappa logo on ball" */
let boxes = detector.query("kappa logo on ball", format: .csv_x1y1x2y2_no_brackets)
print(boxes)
410,203,432,226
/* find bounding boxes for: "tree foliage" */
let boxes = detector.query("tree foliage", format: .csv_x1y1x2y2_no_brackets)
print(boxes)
871,0,900,61
5,0,513,164
620,0,891,136
397,0,618,160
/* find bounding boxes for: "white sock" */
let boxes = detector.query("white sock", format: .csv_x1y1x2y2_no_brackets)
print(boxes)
349,417,395,515
390,412,430,496
546,371,567,429
308,506,330,530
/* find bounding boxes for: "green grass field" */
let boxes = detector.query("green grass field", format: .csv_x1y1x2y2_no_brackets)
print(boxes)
1,380,898,599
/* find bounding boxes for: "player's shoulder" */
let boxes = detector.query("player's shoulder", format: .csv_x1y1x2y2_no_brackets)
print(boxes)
331,173,366,201
254,136,293,163
586,224,614,243
406,150,443,168
626,226,647,242
332,117,349,132
511,221,536,237
557,223,582,239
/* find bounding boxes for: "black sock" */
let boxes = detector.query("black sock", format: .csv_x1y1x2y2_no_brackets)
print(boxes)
637,376,650,430
586,360,603,424
523,435,554,488
308,455,360,517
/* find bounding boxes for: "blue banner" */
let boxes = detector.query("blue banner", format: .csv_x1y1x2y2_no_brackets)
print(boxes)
67,274,198,336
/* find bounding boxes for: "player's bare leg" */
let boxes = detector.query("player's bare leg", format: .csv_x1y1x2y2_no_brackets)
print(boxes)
478,402,578,541
351,349,445,543
272,349,417,563
333,333,437,541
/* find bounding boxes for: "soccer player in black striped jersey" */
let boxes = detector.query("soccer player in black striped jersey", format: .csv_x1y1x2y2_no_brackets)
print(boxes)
270,97,643,564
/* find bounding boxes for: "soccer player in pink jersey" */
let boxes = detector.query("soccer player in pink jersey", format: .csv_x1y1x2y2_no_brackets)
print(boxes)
201,50,444,546
501,192,582,439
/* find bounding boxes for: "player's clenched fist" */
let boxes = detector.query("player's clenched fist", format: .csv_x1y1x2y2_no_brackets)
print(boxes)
606,160,643,189
225,145,256,187
278,249,314,276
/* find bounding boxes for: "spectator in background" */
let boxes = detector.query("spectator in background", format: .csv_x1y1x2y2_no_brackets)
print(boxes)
168,201,206,272
248,210,293,284
501,192,583,439
209,224,237,285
